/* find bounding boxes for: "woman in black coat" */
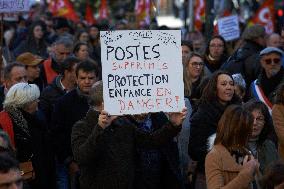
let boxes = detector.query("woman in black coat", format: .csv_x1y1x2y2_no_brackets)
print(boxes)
0,83,56,189
14,21,49,58
203,35,228,74
188,70,240,189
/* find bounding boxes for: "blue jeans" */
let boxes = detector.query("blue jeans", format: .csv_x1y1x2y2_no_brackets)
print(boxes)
55,161,70,189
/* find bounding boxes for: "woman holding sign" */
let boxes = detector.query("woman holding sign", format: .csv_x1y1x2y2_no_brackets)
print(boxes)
71,81,187,189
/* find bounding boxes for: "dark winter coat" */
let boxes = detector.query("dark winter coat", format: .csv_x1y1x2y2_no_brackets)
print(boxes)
250,68,284,103
14,39,48,58
71,109,182,189
204,55,227,74
51,88,89,163
188,101,228,173
222,40,264,87
1,109,56,189
39,75,67,123
0,86,5,112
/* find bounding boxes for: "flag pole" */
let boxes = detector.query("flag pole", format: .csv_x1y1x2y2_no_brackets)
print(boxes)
188,0,194,31
205,0,214,43
0,14,3,84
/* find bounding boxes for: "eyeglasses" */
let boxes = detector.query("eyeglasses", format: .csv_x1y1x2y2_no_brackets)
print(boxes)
190,62,204,67
264,58,281,65
209,44,224,48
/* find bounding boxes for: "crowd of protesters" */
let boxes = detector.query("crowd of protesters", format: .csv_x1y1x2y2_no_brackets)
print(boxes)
0,5,283,189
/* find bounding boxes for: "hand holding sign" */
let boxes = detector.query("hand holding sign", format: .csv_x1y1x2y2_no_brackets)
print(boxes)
98,110,118,129
168,107,187,127
101,30,184,115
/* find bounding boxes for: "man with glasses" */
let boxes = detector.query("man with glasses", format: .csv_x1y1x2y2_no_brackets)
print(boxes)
40,36,73,86
0,153,23,189
251,47,284,113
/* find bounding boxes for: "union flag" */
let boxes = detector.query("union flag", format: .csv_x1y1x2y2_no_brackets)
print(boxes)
249,0,274,34
99,0,110,20
85,0,96,25
47,0,79,22
194,0,205,31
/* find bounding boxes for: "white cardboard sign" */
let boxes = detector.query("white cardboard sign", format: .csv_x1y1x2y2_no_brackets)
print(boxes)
0,0,29,13
218,15,240,41
100,30,185,115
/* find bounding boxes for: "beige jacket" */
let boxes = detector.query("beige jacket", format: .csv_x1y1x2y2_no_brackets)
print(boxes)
205,144,253,189
272,104,284,159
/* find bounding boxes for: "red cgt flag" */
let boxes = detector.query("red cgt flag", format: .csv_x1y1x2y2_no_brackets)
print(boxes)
135,0,151,26
194,0,205,31
48,0,79,22
85,0,96,25
249,0,275,34
99,0,109,20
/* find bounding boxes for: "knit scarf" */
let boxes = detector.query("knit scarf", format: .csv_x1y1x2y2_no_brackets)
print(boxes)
4,106,31,139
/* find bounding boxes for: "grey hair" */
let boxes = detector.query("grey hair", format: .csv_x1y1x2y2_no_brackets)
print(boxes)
52,36,74,49
232,73,246,89
88,80,103,107
3,83,40,109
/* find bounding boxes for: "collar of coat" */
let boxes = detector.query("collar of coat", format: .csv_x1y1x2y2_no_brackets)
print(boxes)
209,143,243,172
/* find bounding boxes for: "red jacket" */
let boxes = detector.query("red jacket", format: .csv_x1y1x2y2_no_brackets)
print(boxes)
43,58,58,84
0,111,15,147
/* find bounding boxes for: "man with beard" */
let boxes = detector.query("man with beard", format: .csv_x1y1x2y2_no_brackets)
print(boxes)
40,36,73,86
251,47,284,112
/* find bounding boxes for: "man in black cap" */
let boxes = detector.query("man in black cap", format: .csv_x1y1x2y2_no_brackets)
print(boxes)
250,47,284,112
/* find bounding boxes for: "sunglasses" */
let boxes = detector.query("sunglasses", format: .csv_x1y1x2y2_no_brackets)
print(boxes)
264,58,281,65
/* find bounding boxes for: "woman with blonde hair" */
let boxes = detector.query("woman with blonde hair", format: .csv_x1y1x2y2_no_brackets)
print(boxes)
0,83,55,189
205,105,259,189
183,52,206,108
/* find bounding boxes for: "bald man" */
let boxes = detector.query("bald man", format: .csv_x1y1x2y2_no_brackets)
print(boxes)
266,33,281,48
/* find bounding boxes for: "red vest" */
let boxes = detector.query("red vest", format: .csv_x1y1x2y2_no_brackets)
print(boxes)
0,111,15,147
43,58,58,84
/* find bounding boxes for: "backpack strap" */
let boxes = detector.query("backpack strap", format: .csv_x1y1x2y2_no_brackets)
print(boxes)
0,111,15,147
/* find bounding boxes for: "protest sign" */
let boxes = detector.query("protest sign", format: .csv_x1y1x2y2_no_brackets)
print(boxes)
100,30,184,115
218,15,240,41
0,0,29,13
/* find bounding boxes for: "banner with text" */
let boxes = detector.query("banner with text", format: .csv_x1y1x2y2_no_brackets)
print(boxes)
0,0,29,13
218,15,240,41
100,30,184,115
